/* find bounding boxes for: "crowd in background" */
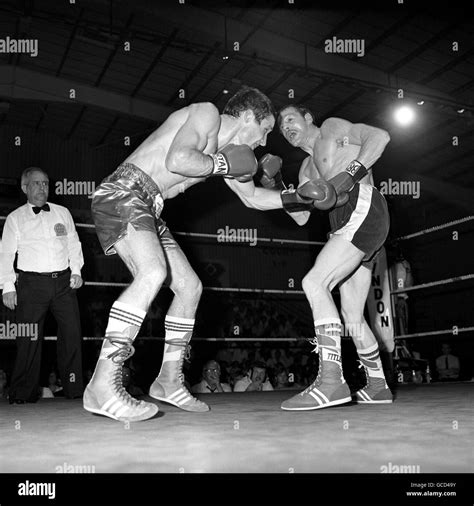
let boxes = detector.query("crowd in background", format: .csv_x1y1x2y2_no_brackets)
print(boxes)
1,286,472,401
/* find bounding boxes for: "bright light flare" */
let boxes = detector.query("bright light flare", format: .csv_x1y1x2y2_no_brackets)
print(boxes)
394,105,415,126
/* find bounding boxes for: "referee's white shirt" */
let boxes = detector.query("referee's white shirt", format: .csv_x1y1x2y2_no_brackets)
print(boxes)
1,202,84,294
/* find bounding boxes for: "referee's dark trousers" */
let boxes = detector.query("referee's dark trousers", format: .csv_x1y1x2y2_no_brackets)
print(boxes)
9,268,84,401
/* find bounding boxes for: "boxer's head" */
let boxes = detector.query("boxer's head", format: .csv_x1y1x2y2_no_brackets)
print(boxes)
277,104,315,147
21,167,49,207
223,86,275,150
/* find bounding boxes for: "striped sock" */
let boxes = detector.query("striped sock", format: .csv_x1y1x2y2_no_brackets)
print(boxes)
358,343,385,379
98,302,146,359
159,316,195,371
314,318,343,381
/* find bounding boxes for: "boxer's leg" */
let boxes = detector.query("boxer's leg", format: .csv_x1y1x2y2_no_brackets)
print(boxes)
340,265,392,403
149,234,208,412
84,226,166,422
282,235,364,411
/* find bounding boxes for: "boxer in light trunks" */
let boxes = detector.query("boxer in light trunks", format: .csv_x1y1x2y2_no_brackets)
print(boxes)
261,104,392,410
84,87,286,422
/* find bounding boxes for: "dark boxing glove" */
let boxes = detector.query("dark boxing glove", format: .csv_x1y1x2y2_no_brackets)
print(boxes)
334,192,350,207
302,160,367,210
210,144,258,182
281,179,338,213
327,159,368,196
258,154,285,190
280,187,314,213
297,179,337,211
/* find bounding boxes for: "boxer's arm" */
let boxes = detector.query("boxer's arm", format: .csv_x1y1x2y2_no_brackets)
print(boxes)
320,117,390,169
166,103,220,177
223,177,283,210
283,157,314,226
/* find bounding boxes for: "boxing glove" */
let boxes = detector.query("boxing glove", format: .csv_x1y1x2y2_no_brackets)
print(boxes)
258,154,285,190
209,144,258,181
328,160,368,195
334,192,350,207
280,188,314,213
297,179,337,211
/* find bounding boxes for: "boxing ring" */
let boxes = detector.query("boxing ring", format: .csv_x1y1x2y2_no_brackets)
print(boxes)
0,214,473,504
0,382,472,474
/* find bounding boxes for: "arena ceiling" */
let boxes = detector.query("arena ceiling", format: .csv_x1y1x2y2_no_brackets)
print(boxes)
0,0,473,214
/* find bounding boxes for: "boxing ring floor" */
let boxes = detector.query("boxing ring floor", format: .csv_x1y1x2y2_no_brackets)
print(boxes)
1,382,472,474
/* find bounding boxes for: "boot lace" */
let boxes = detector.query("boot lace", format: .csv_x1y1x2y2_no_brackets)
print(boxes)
165,340,192,385
302,337,321,394
106,338,135,364
111,366,143,407
105,338,142,407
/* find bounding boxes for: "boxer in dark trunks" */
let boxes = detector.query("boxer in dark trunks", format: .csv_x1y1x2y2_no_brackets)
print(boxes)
84,87,284,422
263,104,392,410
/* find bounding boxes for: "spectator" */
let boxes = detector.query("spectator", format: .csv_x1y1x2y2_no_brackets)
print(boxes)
233,361,274,392
272,362,292,390
47,370,64,397
191,360,232,394
227,362,245,390
1,167,85,404
435,343,460,381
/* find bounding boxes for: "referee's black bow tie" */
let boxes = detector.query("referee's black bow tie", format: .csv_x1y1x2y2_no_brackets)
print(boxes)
32,204,50,214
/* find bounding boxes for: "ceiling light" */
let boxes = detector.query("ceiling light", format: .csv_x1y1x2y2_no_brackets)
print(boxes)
394,105,415,126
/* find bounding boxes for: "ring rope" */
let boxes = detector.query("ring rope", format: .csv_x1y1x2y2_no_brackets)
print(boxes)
84,274,474,296
19,327,470,343
1,215,472,246
394,326,474,340
395,215,474,241
390,274,474,295
85,281,305,294
171,230,325,246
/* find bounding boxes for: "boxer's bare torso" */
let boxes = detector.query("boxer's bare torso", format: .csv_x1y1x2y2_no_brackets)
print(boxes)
299,119,373,186
124,106,214,200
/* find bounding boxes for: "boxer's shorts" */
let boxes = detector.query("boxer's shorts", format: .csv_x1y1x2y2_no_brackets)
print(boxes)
328,183,390,269
91,163,177,255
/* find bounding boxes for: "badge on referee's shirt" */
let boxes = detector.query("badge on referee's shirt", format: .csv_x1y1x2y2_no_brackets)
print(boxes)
54,223,67,236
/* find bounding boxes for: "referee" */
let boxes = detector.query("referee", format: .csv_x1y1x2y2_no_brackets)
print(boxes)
1,167,84,404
